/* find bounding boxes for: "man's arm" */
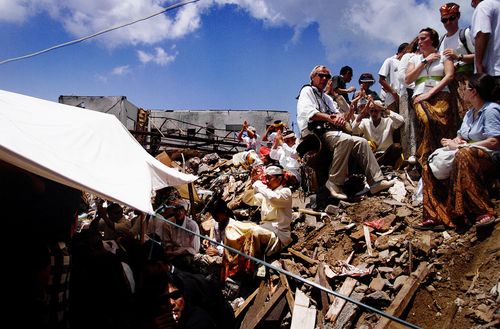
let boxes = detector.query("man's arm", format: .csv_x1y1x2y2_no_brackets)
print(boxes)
474,32,490,74
379,75,399,103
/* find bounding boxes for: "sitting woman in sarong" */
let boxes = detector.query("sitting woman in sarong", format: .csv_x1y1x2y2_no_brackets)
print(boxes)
414,73,499,230
405,27,459,166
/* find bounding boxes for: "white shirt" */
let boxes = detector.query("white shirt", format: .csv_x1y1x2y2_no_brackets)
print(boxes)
153,214,201,256
409,54,449,96
398,53,416,94
243,181,293,247
471,0,500,75
438,29,474,67
296,85,338,137
269,142,301,181
378,55,401,106
352,111,405,152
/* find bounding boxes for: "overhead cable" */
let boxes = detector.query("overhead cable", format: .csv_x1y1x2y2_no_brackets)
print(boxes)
151,212,422,329
0,0,200,65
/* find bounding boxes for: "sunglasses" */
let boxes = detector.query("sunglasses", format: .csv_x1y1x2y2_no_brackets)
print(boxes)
317,73,332,79
160,289,183,302
441,15,457,23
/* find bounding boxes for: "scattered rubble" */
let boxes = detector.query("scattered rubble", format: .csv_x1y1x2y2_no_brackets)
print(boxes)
168,150,500,329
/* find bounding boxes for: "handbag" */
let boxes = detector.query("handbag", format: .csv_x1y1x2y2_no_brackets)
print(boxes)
427,146,457,180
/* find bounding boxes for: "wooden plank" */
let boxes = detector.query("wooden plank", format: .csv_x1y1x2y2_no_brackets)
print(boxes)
265,295,287,322
288,248,318,265
363,225,374,256
280,273,295,313
290,289,316,329
316,263,333,316
325,277,357,322
240,281,268,328
374,262,430,329
234,286,260,318
332,291,364,329
243,286,287,329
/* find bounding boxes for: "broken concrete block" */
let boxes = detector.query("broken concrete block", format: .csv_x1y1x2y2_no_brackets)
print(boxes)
393,275,409,291
369,275,386,291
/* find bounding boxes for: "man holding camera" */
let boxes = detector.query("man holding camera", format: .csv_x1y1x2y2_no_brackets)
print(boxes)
296,65,394,200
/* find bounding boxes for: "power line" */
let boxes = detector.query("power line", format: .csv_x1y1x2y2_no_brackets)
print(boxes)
151,211,422,329
0,0,200,66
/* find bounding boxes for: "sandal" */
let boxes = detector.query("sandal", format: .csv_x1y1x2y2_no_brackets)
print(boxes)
475,214,496,228
412,219,446,231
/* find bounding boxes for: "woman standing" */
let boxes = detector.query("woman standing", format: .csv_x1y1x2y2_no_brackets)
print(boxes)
406,27,459,166
415,74,499,230
398,37,420,164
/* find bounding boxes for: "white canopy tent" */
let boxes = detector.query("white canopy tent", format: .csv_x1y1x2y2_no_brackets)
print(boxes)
0,89,197,214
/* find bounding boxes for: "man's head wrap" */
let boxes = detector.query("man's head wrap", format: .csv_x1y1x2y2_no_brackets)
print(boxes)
440,3,460,16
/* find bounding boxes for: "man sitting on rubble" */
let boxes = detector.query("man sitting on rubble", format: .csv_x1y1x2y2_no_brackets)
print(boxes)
222,165,292,279
352,97,405,168
270,129,301,185
97,201,131,241
296,65,394,200
237,120,260,152
157,198,200,272
193,198,235,279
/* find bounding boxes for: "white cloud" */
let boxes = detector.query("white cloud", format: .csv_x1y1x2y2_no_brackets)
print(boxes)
137,47,177,66
0,0,477,64
111,65,130,75
0,0,208,48
0,0,39,23
214,0,476,63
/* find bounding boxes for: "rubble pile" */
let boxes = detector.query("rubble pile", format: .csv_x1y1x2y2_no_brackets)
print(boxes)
178,151,499,329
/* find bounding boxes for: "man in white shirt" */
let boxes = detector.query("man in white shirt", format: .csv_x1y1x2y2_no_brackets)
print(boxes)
243,165,293,254
471,0,500,91
439,2,476,118
157,198,200,271
352,100,405,167
296,65,394,200
269,130,301,183
378,43,406,113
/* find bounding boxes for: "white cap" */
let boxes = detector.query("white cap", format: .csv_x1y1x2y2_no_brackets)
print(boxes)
264,165,283,176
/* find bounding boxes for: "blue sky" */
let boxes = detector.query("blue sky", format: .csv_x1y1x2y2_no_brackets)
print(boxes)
0,0,475,130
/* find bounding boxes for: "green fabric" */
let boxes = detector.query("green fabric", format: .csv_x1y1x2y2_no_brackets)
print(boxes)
415,75,443,86
456,63,474,74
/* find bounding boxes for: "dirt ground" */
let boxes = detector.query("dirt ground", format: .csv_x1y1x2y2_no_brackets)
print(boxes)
288,185,500,329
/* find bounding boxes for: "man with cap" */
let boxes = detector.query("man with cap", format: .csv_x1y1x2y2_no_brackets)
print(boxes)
237,120,260,152
157,197,200,271
219,165,292,279
439,2,476,118
352,72,383,113
297,65,394,200
270,129,301,182
242,164,292,256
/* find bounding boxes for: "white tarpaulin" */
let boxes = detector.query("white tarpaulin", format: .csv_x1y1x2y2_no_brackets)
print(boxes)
0,89,197,214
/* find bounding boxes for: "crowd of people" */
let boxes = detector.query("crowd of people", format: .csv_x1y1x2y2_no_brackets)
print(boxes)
5,1,499,329
297,1,499,229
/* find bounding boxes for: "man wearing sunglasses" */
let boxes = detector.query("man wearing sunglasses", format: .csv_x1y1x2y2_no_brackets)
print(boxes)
438,2,476,118
297,65,394,200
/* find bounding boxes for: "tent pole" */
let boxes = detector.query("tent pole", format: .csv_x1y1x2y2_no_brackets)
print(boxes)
188,183,197,221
